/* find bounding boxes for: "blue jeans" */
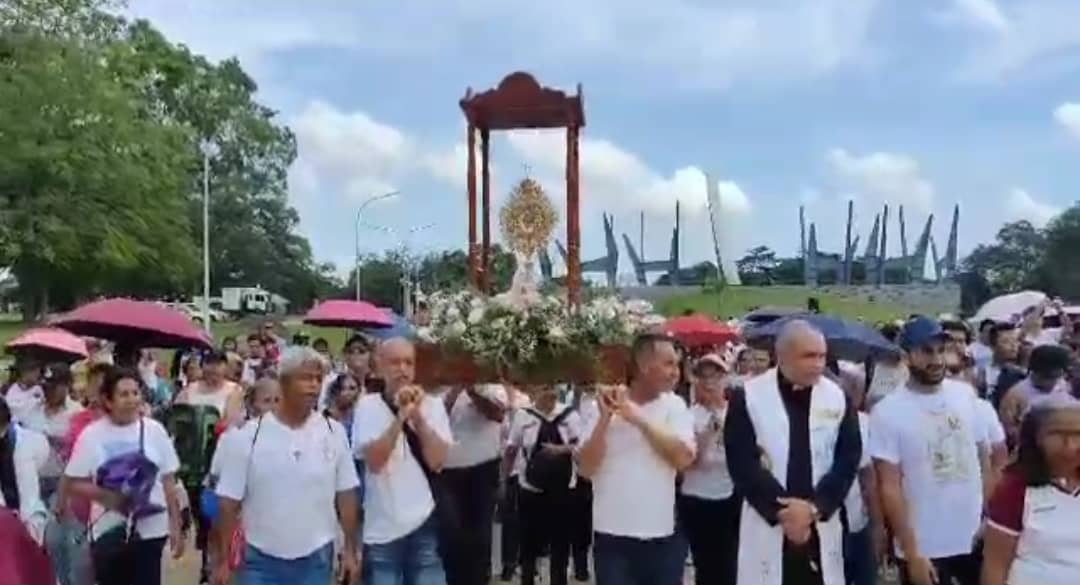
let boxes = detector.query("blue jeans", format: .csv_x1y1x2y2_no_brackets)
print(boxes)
240,542,333,585
44,515,92,585
594,532,684,585
363,515,446,585
844,528,875,585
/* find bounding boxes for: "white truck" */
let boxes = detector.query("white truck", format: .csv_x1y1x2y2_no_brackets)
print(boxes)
221,287,272,316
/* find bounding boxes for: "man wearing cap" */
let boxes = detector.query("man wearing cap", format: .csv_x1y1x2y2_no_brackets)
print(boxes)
725,320,861,585
870,317,990,585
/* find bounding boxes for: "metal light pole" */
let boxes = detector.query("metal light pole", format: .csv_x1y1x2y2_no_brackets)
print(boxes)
199,140,219,333
354,191,400,300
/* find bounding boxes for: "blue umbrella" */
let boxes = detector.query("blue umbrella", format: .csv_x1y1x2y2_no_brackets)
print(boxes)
361,311,415,341
746,314,899,362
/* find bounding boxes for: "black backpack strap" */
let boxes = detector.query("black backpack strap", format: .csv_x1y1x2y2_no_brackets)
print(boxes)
379,391,434,478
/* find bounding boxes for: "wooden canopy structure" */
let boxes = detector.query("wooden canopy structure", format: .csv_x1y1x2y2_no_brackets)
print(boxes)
460,72,586,303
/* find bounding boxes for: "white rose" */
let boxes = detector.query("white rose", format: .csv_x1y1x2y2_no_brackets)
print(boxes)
549,325,566,340
449,321,467,336
468,308,484,324
447,306,461,320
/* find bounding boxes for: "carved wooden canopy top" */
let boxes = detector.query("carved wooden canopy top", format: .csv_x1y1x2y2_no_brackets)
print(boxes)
460,71,585,130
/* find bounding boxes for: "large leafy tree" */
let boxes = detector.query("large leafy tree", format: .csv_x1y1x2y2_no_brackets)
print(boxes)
0,30,197,318
1040,204,1080,299
962,220,1049,296
1,0,340,315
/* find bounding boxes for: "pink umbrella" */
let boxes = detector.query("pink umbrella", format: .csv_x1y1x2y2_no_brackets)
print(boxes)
303,299,394,329
51,298,212,349
5,327,89,361
663,314,740,349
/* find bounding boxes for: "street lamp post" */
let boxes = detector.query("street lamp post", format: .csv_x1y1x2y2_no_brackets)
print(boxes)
355,191,400,300
199,140,219,334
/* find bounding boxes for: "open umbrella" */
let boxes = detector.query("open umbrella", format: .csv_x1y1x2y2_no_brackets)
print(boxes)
971,291,1047,324
662,314,740,348
746,314,898,362
303,299,394,329
5,327,88,362
363,310,415,341
51,298,211,349
741,305,805,326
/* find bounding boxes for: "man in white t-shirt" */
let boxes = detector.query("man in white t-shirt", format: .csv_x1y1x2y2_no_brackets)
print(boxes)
352,338,452,585
577,333,695,585
214,347,360,585
440,382,506,585
870,317,989,585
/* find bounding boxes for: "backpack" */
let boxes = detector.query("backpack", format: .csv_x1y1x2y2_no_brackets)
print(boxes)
160,404,221,492
524,407,575,493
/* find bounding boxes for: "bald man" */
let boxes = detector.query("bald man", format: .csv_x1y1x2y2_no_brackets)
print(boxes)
724,321,862,585
352,338,453,585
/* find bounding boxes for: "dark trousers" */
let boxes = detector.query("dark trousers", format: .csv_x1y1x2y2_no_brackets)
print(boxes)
594,532,684,585
92,536,166,585
678,494,739,585
499,476,521,573
844,527,875,585
520,487,571,585
570,477,592,575
900,553,980,585
440,458,500,585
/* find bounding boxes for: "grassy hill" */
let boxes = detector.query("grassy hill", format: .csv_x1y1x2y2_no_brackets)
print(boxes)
656,286,915,323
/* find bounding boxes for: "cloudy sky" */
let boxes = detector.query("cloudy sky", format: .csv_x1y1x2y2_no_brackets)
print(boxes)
127,0,1080,278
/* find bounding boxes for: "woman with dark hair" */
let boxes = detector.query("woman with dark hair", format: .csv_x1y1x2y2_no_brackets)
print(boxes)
983,402,1080,585
64,368,184,585
221,337,238,355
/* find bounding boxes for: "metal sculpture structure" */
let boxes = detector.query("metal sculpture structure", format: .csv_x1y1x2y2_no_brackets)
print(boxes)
623,202,681,286
802,201,960,286
555,213,619,288
461,72,585,303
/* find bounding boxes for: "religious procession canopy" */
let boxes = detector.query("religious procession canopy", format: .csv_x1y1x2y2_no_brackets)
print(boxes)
416,176,662,386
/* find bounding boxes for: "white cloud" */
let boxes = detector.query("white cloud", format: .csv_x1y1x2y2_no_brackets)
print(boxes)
292,101,411,201
956,0,1080,80
826,149,936,213
127,0,882,89
1055,102,1080,140
1005,188,1061,226
504,130,752,219
948,0,1009,33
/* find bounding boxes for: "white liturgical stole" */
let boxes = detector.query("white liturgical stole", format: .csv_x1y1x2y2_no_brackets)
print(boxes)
737,369,847,585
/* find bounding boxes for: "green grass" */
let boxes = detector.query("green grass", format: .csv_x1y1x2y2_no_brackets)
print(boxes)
656,286,914,323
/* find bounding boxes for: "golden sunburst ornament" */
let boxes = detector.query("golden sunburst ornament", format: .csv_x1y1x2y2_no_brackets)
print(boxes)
500,177,558,258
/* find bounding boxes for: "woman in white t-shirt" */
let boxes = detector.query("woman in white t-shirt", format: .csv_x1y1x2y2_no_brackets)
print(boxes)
678,353,738,585
983,401,1080,585
64,367,184,585
175,351,244,424
36,364,84,500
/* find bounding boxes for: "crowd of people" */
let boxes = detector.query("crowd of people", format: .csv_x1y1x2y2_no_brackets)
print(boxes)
0,301,1078,585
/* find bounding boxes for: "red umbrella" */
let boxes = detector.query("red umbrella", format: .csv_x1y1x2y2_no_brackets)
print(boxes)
5,327,89,361
663,314,740,348
303,299,394,329
51,298,212,349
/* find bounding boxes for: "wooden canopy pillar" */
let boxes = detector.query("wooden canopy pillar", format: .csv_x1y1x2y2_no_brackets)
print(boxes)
460,72,586,302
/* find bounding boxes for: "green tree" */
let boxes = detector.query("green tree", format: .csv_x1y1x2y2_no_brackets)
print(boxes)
736,245,779,285
962,220,1048,295
1040,204,1080,299
0,30,197,318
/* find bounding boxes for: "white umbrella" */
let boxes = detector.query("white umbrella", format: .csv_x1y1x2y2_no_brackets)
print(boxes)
971,290,1047,324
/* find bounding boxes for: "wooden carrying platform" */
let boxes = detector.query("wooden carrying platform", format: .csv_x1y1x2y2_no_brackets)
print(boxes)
415,343,629,386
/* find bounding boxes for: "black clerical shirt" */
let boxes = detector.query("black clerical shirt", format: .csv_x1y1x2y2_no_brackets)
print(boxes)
724,371,862,526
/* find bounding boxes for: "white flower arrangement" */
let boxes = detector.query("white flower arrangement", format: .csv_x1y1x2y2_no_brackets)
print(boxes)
417,289,664,378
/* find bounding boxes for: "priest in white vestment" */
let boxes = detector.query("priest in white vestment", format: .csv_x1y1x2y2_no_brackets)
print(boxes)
725,320,862,585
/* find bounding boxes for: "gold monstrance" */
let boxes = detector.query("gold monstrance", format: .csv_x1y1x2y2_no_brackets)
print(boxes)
499,177,558,301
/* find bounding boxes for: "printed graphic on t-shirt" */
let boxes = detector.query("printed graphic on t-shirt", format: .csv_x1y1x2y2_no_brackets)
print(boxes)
925,411,972,483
